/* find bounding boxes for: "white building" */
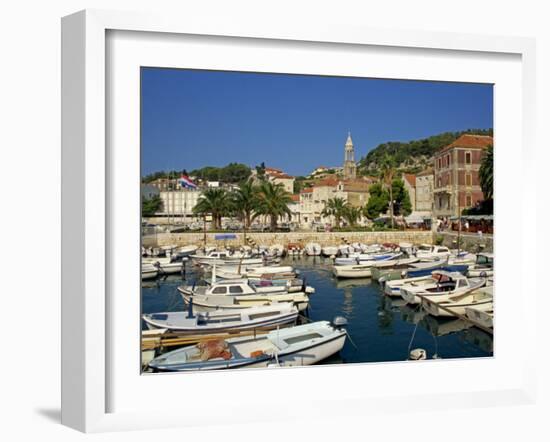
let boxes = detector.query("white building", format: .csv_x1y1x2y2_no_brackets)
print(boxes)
159,189,202,218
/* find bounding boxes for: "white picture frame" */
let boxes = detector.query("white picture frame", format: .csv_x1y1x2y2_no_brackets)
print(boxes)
61,9,537,433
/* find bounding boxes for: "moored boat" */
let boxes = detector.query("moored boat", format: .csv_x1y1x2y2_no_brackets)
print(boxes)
400,271,487,305
465,305,494,329
142,303,299,333
177,280,312,312
322,246,339,257
304,242,322,256
333,257,419,279
142,263,159,280
421,286,493,318
147,319,348,371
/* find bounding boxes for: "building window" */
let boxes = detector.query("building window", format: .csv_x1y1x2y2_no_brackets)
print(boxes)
465,151,472,164
465,173,472,186
466,195,472,207
446,154,450,167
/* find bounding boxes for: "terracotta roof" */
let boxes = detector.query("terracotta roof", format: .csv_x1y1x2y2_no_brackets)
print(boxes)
300,187,313,193
272,174,294,179
441,134,493,152
403,174,416,186
314,177,340,187
417,168,434,177
265,167,283,173
290,194,300,202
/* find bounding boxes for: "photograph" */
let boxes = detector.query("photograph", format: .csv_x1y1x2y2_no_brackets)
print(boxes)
140,68,494,373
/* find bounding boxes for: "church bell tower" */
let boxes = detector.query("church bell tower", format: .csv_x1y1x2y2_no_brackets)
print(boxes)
343,132,357,180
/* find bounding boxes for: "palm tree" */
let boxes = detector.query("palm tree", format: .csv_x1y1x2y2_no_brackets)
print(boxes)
232,180,259,241
254,181,292,231
193,188,232,230
321,197,348,228
342,205,363,227
380,156,396,228
479,145,493,200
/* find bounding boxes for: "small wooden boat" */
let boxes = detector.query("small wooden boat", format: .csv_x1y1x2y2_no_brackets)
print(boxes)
147,320,348,371
142,303,299,333
400,271,487,305
421,286,493,318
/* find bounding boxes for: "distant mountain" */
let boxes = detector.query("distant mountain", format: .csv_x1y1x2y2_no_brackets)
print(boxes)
357,128,493,176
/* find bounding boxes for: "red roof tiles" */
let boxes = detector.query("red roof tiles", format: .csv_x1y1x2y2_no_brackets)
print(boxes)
441,134,493,152
403,174,416,186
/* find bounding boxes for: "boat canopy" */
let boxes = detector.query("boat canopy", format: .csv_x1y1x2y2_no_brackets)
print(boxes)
214,233,237,240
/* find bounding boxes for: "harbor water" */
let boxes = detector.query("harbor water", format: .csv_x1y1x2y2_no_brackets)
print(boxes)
142,256,493,365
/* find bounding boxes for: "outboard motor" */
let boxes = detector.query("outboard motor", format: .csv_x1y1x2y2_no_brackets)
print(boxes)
331,316,348,329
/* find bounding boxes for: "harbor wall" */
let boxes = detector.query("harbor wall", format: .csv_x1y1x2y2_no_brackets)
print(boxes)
436,231,494,253
142,230,434,248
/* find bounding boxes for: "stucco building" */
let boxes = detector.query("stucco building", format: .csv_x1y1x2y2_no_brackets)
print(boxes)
415,169,434,213
433,134,492,217
402,174,417,212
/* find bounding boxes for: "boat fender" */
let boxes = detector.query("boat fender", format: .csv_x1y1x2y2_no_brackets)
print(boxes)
480,271,487,278
409,348,427,360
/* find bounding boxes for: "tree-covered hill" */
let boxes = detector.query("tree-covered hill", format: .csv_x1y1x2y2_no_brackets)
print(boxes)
358,128,493,176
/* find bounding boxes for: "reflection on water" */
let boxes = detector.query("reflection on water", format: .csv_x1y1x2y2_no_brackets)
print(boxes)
142,255,493,363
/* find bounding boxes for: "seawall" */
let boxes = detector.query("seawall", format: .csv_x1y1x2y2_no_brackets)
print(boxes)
143,231,434,248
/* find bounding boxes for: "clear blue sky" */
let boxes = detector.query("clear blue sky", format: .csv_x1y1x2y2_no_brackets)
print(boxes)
141,68,493,177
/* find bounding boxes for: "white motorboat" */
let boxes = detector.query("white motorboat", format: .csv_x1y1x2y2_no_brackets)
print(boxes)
191,250,265,266
141,263,159,280
322,246,339,257
142,303,299,333
466,253,494,277
214,265,296,280
304,242,322,256
332,257,419,279
174,244,199,258
383,274,436,296
268,244,285,257
421,286,493,318
177,280,311,312
147,319,348,371
400,270,487,305
338,244,355,256
334,251,402,266
466,305,494,329
415,244,451,261
142,257,187,275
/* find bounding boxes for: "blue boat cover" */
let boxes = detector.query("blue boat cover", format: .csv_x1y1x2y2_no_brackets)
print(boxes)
214,234,237,240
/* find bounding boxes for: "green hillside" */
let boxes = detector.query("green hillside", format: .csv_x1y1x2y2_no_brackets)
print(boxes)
358,128,493,176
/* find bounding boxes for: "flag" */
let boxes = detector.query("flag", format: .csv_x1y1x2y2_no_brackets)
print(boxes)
178,175,197,189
